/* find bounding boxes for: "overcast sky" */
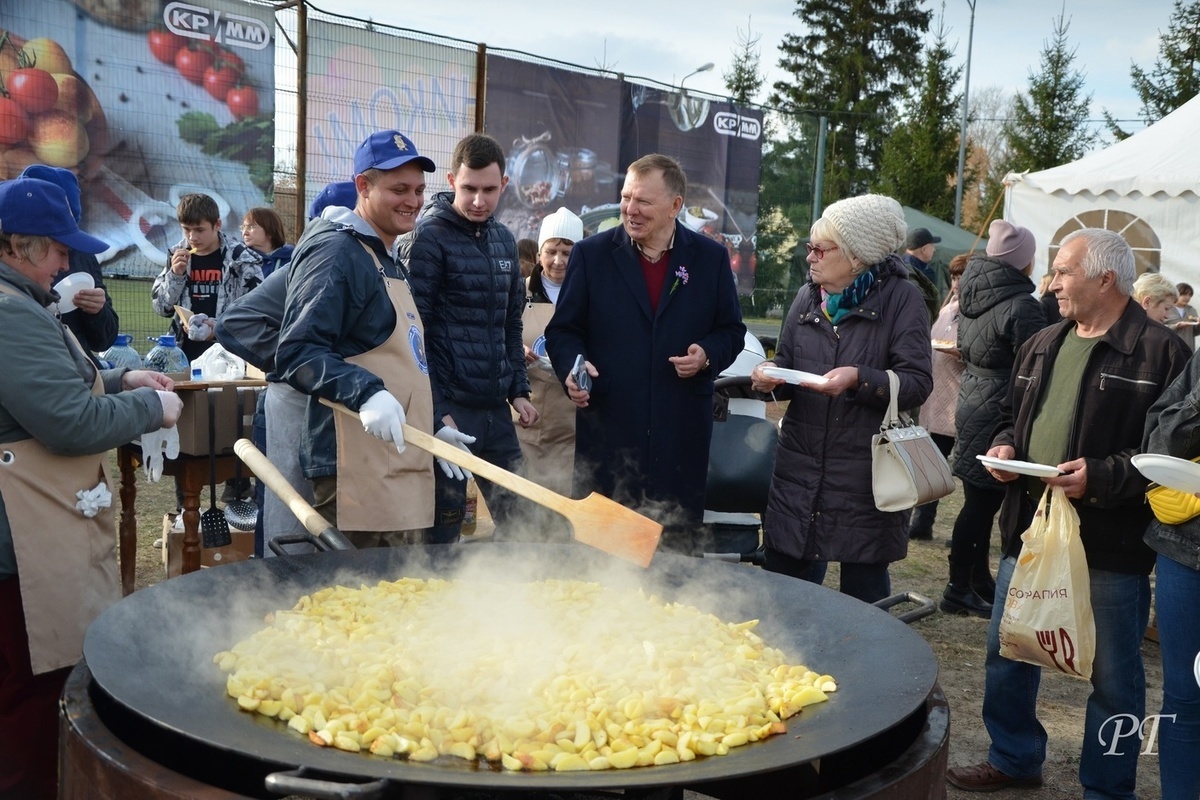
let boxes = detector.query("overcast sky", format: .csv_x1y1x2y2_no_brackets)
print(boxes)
326,0,1176,142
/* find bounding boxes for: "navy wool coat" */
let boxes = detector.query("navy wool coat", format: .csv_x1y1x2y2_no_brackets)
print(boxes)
545,221,746,525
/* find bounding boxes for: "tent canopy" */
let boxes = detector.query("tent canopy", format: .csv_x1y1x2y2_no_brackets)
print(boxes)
1011,93,1200,199
901,206,988,265
1005,94,1200,281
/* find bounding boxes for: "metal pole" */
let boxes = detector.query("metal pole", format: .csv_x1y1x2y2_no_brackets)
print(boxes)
953,0,977,228
812,115,828,224
294,1,308,237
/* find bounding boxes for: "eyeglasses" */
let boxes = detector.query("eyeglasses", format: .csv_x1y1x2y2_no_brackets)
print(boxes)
805,242,839,259
241,223,258,232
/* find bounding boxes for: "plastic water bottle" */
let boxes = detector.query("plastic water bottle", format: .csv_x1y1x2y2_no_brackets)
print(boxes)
99,334,143,370
143,334,190,373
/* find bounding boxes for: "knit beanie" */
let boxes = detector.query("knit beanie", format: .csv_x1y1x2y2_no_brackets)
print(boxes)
821,194,907,266
538,207,584,249
986,220,1036,269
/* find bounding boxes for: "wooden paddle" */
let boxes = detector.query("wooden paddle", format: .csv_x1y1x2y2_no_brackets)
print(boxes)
232,438,353,552
320,400,662,567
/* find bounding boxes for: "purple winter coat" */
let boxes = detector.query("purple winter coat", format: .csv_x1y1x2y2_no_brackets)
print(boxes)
764,255,933,564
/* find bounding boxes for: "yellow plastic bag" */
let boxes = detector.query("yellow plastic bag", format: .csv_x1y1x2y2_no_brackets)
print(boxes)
998,486,1095,680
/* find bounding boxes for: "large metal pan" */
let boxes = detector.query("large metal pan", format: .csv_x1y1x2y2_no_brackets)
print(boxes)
83,544,938,794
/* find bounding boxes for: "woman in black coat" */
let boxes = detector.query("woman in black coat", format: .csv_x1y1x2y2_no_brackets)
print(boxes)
752,194,933,603
942,220,1048,616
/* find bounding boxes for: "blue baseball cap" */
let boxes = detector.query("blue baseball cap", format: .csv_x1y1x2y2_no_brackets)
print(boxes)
308,181,358,220
0,178,108,254
20,164,82,223
352,130,435,176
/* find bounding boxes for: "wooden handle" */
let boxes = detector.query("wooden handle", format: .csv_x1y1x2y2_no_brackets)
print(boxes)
320,399,573,515
233,438,330,538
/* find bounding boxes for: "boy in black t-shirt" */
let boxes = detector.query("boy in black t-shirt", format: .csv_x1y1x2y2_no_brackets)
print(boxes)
150,192,263,503
151,193,263,361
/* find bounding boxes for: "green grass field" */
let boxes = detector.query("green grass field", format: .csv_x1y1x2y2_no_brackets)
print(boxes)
105,277,171,357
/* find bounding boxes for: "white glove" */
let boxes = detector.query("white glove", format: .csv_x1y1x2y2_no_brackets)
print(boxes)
75,481,113,518
156,390,184,428
187,313,215,341
434,427,477,481
359,390,406,453
140,426,180,482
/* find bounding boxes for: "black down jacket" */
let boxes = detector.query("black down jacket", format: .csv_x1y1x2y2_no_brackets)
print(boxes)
953,255,1047,487
402,192,530,418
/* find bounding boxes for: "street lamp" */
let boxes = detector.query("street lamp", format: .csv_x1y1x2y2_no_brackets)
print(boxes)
679,61,714,94
954,0,977,228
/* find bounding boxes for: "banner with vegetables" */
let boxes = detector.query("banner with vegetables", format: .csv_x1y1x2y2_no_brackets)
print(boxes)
0,0,274,278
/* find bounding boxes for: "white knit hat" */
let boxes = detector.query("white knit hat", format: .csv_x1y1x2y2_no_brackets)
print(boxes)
538,207,584,249
821,194,907,266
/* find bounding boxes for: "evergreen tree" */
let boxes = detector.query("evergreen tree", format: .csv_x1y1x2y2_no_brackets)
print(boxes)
719,16,807,312
770,0,932,203
876,13,964,222
724,17,765,105
1003,12,1097,173
1104,0,1200,139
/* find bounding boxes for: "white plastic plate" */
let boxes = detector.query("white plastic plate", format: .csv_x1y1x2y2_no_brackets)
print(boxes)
761,366,829,385
54,272,95,314
1131,453,1200,494
931,339,956,351
976,454,1063,478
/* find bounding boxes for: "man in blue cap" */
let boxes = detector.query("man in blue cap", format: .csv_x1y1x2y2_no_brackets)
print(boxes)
19,164,119,366
273,131,474,548
217,179,360,556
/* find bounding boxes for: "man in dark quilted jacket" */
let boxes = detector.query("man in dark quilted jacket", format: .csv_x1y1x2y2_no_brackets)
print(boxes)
403,134,539,542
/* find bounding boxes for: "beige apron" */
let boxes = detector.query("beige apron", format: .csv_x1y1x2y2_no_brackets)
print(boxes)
331,244,435,531
515,302,576,495
0,286,118,675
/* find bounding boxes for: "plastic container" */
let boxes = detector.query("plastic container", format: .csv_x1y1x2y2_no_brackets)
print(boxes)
99,334,143,371
143,334,189,373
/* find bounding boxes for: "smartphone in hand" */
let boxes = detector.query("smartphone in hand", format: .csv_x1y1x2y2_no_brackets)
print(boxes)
571,354,592,393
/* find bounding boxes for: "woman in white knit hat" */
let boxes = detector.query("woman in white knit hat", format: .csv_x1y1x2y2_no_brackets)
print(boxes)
514,207,584,521
750,193,934,603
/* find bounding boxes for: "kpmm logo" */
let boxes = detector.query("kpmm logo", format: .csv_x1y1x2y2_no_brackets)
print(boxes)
408,325,429,375
164,2,271,51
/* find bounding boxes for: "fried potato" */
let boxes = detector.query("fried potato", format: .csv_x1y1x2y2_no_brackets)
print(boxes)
215,578,837,771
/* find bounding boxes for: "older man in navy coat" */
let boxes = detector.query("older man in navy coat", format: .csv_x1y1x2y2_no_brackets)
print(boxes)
545,154,746,553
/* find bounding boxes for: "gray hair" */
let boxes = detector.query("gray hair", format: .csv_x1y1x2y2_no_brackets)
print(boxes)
1060,228,1135,296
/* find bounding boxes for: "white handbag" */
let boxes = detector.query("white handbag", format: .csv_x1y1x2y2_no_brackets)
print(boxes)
871,370,955,512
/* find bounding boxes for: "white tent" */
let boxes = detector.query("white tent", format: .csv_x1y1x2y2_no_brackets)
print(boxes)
1005,93,1200,283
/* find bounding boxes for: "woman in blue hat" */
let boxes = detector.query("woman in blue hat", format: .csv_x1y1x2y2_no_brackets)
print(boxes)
0,177,184,799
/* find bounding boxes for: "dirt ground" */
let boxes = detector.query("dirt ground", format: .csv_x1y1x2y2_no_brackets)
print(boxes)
114,453,1166,798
